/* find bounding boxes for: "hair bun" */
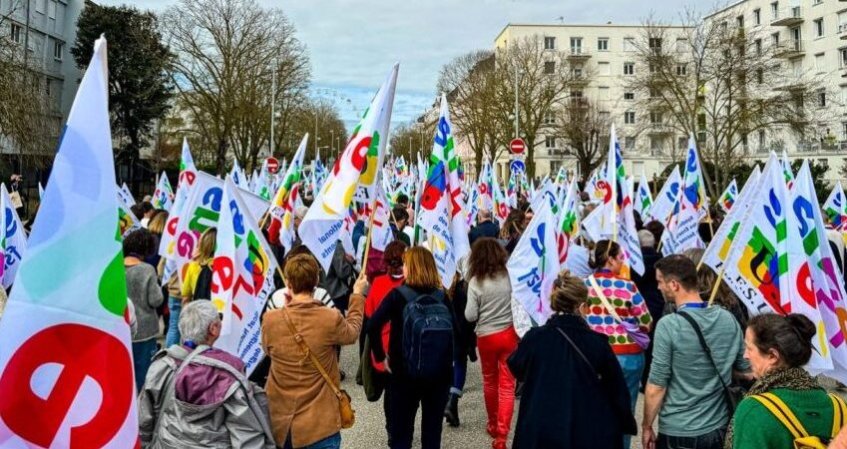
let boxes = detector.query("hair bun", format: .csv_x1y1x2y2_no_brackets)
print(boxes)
786,314,816,343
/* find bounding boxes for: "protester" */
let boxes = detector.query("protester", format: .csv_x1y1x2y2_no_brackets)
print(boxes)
586,240,652,449
391,206,412,246
262,254,368,449
727,313,846,449
633,229,663,388
138,300,274,448
0,287,7,320
500,209,525,254
368,246,456,449
123,228,164,392
446,256,477,429
508,270,636,449
468,208,500,246
362,240,407,443
181,227,216,303
465,237,517,449
643,254,750,449
139,201,155,227
644,220,665,246
697,266,749,330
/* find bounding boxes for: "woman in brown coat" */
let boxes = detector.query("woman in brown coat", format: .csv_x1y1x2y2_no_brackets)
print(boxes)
262,253,368,449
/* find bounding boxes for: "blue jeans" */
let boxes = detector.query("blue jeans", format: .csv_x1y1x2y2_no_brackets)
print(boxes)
617,353,645,449
165,296,181,347
451,358,468,396
283,432,340,449
132,339,158,392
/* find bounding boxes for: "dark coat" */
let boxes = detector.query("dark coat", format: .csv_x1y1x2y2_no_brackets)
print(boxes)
448,279,477,362
507,314,637,449
633,246,663,322
468,220,500,246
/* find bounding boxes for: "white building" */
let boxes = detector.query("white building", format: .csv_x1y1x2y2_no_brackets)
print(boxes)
704,0,847,183
493,23,690,181
1,0,85,153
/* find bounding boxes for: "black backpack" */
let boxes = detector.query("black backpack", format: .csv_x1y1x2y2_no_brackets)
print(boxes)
397,285,454,379
193,265,213,301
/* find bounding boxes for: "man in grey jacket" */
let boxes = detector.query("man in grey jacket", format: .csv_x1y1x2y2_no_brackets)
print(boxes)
138,301,274,449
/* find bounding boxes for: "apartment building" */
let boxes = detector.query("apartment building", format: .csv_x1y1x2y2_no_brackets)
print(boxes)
704,0,847,182
493,23,690,181
0,0,85,154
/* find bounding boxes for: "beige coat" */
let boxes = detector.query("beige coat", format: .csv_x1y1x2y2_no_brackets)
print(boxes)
261,293,364,447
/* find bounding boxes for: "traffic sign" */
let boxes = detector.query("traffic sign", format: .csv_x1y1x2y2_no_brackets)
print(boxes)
510,138,526,155
266,157,280,174
510,159,525,174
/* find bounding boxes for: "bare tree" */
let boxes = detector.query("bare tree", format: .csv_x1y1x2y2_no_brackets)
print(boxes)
162,0,310,175
554,98,610,181
0,0,61,168
281,97,347,163
629,9,825,196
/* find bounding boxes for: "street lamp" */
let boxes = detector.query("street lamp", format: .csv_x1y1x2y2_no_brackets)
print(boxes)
514,66,524,139
270,57,278,156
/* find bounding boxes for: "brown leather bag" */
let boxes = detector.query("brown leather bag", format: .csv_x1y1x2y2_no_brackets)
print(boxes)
282,309,355,429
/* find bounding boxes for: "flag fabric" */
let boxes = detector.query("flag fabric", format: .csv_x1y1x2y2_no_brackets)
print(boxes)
781,150,795,190
152,171,174,211
371,183,394,252
506,171,518,208
557,179,581,267
230,159,247,188
178,137,197,188
212,178,279,375
719,179,738,213
300,65,398,271
702,166,761,271
634,171,653,218
117,200,141,238
477,159,494,212
491,170,510,227
117,183,135,209
268,134,308,253
661,136,706,256
0,37,140,448
508,199,559,326
824,182,847,231
648,166,681,224
37,182,45,201
605,125,644,276
418,95,470,288
0,184,26,289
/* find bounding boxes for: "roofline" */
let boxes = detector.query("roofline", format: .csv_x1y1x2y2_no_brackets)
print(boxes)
704,0,749,20
495,22,689,40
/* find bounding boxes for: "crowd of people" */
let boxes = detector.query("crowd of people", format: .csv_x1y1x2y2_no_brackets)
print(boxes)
75,191,847,449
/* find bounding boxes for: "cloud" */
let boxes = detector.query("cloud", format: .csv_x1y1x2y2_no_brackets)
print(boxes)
97,0,689,126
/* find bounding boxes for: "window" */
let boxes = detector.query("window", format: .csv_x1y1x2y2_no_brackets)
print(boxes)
676,39,688,53
819,90,827,107
625,137,635,150
678,137,687,150
598,61,610,76
623,62,634,75
650,137,663,154
815,18,824,38
649,37,663,51
53,41,62,60
47,0,57,19
676,64,687,76
818,158,829,169
599,86,610,101
544,36,556,50
543,111,556,125
545,136,556,148
624,92,635,100
842,86,847,105
624,37,636,52
757,68,764,84
842,123,847,141
771,32,780,46
650,88,660,98
814,0,822,5
758,130,766,149
815,52,825,72
650,111,663,124
35,0,46,14
599,111,610,123
10,24,21,43
771,2,779,20
755,39,763,56
45,78,51,96
625,111,636,124
571,90,583,99
754,8,761,25
572,67,583,78
737,15,744,28
597,38,609,51
544,61,556,74
841,47,847,68
570,37,583,54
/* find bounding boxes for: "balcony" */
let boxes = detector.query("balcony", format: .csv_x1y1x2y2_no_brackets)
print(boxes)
546,148,572,157
570,73,590,86
648,123,674,135
567,47,591,60
840,23,847,39
774,39,805,59
771,6,803,26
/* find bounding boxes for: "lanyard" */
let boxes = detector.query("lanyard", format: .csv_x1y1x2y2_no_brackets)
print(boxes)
678,302,707,311
184,340,198,349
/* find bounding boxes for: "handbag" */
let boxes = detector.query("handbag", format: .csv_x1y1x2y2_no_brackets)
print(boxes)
282,309,356,429
677,311,744,414
588,275,650,350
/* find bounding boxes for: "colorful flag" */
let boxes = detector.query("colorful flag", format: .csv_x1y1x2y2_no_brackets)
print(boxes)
477,159,494,212
230,158,246,188
634,171,653,218
605,124,644,275
648,166,681,224
661,136,706,255
702,166,761,271
0,184,25,288
212,178,279,374
557,179,581,267
371,183,394,252
418,95,470,288
178,137,197,188
719,179,738,213
781,150,795,190
0,37,139,448
268,134,308,253
117,183,135,209
300,65,398,270
823,182,847,231
152,171,174,211
508,198,559,326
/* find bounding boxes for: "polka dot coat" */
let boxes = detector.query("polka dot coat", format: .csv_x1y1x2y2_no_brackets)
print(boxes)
584,270,653,355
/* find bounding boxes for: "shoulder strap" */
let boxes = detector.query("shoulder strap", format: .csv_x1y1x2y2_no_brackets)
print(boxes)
396,285,416,303
555,327,601,381
588,275,623,323
154,345,210,437
676,311,730,390
830,393,847,437
751,392,809,439
281,309,344,400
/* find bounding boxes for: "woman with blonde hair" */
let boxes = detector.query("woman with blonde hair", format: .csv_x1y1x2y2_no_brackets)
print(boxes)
181,227,217,304
508,271,636,449
368,246,457,449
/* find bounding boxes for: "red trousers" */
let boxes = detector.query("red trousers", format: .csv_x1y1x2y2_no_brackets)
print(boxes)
476,326,519,446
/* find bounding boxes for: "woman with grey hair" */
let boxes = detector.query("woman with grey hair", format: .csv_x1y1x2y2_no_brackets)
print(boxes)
138,301,274,449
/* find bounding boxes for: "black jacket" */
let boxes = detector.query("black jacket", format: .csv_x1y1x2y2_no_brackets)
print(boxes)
633,246,663,322
508,314,637,449
469,220,500,246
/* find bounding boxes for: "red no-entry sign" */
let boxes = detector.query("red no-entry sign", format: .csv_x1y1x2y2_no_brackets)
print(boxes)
266,157,280,174
510,138,526,155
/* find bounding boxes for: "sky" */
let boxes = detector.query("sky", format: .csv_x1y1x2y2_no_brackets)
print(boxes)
99,0,686,127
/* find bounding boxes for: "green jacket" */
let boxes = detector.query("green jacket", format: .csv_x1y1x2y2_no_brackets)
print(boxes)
732,388,837,449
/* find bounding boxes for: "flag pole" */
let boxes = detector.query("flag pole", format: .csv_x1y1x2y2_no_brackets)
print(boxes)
361,208,377,274
707,264,725,306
